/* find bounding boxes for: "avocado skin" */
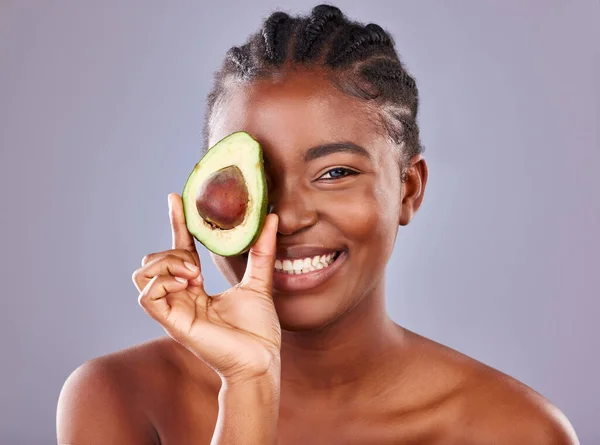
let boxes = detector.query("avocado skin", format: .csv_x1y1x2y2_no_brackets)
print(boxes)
181,131,269,257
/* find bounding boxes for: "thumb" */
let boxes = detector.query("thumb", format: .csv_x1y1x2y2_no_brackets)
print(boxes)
241,213,278,293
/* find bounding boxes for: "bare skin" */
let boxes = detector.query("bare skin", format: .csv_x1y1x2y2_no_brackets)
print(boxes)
57,69,579,444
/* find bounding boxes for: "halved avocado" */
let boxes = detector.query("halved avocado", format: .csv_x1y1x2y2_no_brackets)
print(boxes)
181,131,268,257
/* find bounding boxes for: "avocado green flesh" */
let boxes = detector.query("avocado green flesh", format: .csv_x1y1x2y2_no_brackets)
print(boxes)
181,131,268,257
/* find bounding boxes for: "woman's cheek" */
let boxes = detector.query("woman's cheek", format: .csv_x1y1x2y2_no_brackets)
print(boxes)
337,186,388,241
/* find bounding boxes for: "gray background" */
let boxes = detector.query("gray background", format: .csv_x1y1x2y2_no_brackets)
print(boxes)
1,0,598,443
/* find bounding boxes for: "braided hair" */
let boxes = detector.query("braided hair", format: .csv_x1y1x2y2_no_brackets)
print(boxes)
203,4,423,180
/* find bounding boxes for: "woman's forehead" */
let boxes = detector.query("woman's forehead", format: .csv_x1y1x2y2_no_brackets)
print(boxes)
208,71,386,156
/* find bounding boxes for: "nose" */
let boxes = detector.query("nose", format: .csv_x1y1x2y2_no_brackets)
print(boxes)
268,183,318,236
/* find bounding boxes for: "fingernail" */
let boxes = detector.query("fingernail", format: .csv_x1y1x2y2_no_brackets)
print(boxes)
175,276,187,283
184,261,199,271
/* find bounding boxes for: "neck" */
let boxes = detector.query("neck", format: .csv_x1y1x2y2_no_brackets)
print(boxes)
279,280,407,401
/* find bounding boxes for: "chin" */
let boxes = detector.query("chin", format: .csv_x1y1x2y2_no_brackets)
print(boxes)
272,290,347,332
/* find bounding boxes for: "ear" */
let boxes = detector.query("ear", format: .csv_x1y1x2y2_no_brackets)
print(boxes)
399,154,428,226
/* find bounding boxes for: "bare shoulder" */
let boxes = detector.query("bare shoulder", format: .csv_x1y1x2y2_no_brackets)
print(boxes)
402,330,579,444
451,366,580,445
421,336,578,444
57,338,165,444
57,336,219,445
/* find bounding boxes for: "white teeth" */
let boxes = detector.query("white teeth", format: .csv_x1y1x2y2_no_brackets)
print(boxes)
275,251,340,274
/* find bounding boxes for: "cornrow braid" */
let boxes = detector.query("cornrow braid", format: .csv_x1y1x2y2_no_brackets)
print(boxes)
202,3,424,176
224,44,254,79
262,12,296,65
293,4,344,63
327,23,396,68
360,58,418,110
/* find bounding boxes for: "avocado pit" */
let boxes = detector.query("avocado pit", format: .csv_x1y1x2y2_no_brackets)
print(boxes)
196,165,249,230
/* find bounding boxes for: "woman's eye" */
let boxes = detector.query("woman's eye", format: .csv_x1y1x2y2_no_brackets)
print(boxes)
318,167,358,180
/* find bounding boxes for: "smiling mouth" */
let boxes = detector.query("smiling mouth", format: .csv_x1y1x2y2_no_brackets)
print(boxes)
241,249,345,275
274,250,342,274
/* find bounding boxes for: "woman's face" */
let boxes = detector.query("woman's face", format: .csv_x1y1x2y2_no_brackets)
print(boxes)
207,68,425,331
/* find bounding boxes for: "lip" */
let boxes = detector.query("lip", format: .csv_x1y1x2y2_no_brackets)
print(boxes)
275,244,344,261
272,249,348,293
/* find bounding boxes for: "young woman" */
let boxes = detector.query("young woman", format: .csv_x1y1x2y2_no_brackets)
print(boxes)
57,5,579,444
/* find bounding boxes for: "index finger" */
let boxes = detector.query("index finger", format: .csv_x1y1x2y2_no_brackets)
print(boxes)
168,193,197,252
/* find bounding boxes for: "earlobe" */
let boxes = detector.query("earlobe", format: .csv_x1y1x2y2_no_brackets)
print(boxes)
399,155,428,226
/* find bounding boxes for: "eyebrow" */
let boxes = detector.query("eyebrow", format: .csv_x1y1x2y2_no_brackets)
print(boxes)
303,142,372,163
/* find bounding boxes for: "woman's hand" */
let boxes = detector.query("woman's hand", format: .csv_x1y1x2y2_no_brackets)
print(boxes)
132,193,281,383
